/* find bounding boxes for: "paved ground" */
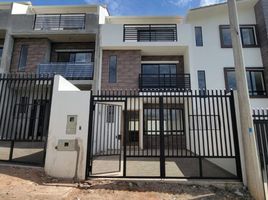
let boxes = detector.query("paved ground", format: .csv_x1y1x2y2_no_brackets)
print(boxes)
0,165,252,200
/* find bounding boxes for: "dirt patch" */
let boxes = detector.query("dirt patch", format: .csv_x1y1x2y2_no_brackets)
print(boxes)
0,165,252,200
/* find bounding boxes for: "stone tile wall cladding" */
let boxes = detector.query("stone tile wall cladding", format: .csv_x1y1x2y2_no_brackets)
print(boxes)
10,38,50,73
101,50,142,90
50,42,95,62
101,50,184,90
255,0,268,92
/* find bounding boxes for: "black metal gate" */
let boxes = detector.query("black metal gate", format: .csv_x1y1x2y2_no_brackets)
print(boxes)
0,74,54,166
87,90,242,179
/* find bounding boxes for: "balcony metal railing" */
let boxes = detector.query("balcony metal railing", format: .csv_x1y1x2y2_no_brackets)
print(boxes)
34,14,86,30
139,74,191,90
37,62,94,79
123,24,177,42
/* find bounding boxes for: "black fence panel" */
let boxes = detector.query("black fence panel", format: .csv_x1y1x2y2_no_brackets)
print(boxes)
0,74,54,166
253,109,268,196
87,89,241,179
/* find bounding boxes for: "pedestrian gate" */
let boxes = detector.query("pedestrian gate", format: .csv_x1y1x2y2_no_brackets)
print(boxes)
86,90,242,179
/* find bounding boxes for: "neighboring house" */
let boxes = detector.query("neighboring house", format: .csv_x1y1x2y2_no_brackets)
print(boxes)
99,0,268,109
0,2,109,91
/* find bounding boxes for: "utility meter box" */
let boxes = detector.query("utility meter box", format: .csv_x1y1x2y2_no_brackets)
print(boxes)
66,115,77,135
56,139,78,151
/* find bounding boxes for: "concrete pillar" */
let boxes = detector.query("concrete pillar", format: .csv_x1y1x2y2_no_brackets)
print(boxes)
0,31,14,73
93,31,102,92
227,1,265,199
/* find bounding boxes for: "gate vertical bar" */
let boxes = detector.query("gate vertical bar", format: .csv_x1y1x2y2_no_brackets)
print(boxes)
159,96,165,178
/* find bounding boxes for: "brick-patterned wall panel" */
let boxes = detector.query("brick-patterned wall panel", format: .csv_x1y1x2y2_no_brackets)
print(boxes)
50,42,95,62
101,50,141,90
10,38,50,73
255,1,268,91
141,56,184,73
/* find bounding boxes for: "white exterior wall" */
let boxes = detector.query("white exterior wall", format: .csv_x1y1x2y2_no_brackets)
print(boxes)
45,76,91,180
186,1,268,109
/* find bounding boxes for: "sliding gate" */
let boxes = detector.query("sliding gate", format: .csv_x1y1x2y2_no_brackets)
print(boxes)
87,90,242,179
0,74,53,166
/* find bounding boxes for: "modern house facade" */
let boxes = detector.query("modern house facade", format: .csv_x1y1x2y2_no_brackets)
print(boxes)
0,0,267,199
0,2,109,91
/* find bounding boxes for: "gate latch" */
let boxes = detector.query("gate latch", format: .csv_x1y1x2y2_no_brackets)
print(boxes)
116,135,122,140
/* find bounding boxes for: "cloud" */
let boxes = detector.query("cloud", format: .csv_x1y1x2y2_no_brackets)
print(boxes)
199,0,226,6
84,0,122,15
167,0,194,7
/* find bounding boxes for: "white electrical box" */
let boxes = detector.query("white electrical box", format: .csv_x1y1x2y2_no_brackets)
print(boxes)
66,115,77,135
56,139,78,151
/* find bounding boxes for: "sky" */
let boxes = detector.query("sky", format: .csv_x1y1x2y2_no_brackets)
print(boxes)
8,0,227,16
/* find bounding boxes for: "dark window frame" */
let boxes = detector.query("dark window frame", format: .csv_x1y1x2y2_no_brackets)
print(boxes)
106,105,115,123
141,63,177,75
224,67,267,98
219,25,259,48
108,55,117,83
56,51,94,63
197,70,206,91
195,26,203,47
18,45,29,71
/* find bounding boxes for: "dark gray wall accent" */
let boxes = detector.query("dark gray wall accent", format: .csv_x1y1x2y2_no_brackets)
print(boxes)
255,0,268,92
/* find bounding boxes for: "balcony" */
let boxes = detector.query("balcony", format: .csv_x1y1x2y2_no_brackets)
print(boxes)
34,14,85,31
37,63,94,79
139,74,191,91
123,24,177,42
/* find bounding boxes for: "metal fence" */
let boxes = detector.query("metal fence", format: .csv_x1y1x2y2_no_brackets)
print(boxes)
123,24,177,42
87,89,241,179
34,14,86,30
253,109,268,197
0,74,54,166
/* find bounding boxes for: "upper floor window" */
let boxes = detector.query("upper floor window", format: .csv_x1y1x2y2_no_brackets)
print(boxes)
57,52,93,63
219,25,258,48
109,55,117,83
224,68,266,97
195,27,203,47
18,45,28,71
142,64,177,75
0,47,3,63
197,70,206,90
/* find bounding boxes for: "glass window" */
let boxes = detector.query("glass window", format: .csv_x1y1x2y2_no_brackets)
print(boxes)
18,45,28,71
109,55,117,83
142,64,159,74
241,27,257,46
195,27,203,46
142,64,177,75
57,52,92,63
0,47,3,64
220,25,258,48
220,26,232,47
225,69,266,96
106,105,115,123
197,70,206,90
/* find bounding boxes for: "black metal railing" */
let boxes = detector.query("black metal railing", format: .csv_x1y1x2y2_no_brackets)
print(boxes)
253,109,268,197
123,24,177,42
88,89,241,179
0,74,54,166
37,62,94,80
34,14,86,30
139,74,191,90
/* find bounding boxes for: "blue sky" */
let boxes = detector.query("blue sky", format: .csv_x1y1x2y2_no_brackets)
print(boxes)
9,0,226,16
